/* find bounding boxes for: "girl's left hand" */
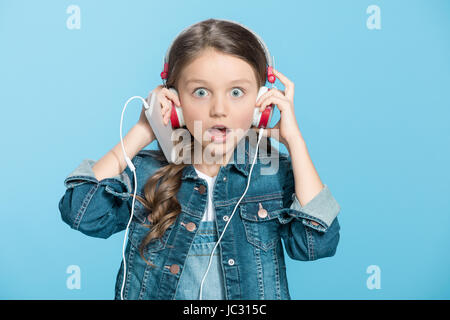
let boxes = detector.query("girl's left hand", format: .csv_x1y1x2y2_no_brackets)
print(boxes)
254,69,301,147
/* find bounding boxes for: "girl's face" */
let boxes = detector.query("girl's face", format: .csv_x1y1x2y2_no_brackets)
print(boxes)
177,47,259,164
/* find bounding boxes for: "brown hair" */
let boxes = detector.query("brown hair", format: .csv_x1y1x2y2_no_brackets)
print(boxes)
136,18,271,267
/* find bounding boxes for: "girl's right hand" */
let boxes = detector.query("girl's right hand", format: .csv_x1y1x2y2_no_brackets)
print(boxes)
137,85,182,132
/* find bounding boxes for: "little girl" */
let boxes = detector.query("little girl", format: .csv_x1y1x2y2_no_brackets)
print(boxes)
59,18,341,300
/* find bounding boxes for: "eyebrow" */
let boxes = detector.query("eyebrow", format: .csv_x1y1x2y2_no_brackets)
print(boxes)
185,78,252,85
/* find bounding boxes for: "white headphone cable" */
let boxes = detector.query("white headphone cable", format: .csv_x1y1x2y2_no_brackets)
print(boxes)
119,96,149,300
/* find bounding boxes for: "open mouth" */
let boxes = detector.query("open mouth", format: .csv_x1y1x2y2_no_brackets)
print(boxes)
208,125,230,142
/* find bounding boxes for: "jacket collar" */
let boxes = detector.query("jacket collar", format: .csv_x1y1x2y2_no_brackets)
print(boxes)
181,135,254,180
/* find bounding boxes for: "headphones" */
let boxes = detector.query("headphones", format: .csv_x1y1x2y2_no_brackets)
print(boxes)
119,18,277,301
160,19,277,130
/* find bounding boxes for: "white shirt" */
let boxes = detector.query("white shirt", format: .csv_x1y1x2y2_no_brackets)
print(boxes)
194,167,217,222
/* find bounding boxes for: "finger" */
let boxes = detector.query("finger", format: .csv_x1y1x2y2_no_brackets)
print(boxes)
163,88,182,107
165,112,171,125
259,95,287,112
256,88,285,107
159,97,172,125
272,69,294,101
160,93,174,110
160,99,170,116
164,107,171,125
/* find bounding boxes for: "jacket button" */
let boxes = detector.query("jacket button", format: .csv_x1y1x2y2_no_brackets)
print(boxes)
223,176,227,181
197,185,206,194
185,222,196,232
223,215,229,222
257,203,268,218
169,264,180,274
228,258,235,266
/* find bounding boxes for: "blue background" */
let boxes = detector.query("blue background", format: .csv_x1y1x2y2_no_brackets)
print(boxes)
0,0,449,299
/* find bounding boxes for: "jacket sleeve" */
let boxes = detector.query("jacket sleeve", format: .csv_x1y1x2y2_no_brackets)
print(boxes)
58,157,138,239
278,152,341,261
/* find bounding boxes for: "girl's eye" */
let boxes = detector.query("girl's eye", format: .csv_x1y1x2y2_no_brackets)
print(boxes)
192,87,245,98
231,87,244,98
193,88,208,97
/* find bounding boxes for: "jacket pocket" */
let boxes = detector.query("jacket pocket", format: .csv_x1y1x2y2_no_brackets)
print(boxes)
239,197,283,251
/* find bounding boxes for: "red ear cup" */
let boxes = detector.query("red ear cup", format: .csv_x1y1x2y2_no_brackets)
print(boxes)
168,88,185,129
258,105,273,128
170,101,181,129
253,87,274,128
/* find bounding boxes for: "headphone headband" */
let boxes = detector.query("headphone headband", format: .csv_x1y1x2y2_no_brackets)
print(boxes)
161,19,275,84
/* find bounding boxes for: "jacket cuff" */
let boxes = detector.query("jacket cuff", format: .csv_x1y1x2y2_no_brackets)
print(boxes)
63,159,132,200
289,184,340,232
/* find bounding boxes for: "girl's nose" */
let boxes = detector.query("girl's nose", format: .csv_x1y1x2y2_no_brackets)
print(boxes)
210,94,228,117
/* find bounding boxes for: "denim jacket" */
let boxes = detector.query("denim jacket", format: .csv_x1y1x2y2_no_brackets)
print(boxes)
58,136,341,300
